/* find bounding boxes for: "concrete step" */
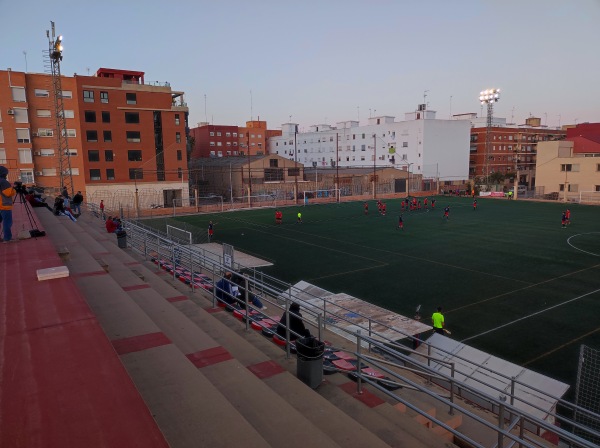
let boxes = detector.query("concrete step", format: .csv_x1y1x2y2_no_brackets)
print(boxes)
38,212,271,448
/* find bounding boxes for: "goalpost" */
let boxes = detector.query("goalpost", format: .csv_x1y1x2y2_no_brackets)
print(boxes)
302,188,341,206
166,225,193,245
578,191,600,204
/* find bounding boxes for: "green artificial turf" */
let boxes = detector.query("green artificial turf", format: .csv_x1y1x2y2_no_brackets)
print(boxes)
151,196,600,389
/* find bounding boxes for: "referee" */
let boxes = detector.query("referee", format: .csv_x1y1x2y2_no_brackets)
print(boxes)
432,307,445,334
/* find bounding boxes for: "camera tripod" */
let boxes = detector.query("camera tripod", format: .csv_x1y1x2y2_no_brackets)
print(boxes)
12,187,44,238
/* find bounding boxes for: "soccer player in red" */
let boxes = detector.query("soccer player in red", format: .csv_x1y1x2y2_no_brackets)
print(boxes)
565,208,571,225
473,199,477,211
417,200,422,211
364,202,369,215
443,206,450,220
275,210,283,224
432,199,436,209
382,202,387,216
397,214,404,230
424,197,428,209
401,201,405,212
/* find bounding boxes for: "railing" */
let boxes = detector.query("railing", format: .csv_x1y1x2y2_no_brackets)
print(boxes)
99,212,600,447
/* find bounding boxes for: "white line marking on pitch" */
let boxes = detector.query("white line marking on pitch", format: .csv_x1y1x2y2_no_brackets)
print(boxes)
567,232,600,257
461,287,600,343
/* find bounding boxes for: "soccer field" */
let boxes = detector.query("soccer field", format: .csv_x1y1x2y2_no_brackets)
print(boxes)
161,196,600,390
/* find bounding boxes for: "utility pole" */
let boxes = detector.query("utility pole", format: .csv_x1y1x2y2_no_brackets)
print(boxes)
294,125,298,204
373,134,377,199
335,132,339,202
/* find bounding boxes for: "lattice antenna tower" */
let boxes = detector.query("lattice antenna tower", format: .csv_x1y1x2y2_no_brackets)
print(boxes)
45,21,73,196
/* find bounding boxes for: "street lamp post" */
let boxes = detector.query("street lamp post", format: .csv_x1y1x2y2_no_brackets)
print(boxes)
479,88,501,187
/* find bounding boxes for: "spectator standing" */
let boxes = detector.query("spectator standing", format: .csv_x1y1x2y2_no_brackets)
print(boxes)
99,200,105,219
0,166,16,243
72,191,83,216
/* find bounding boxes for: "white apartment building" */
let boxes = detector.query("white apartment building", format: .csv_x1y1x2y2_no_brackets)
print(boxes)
268,104,470,181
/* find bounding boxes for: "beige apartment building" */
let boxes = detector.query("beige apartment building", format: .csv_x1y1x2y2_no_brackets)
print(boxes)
535,123,600,201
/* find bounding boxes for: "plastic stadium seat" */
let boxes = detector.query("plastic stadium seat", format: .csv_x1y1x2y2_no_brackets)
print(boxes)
272,335,287,346
332,359,357,371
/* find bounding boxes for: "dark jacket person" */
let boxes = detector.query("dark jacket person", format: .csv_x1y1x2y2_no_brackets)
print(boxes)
277,302,311,341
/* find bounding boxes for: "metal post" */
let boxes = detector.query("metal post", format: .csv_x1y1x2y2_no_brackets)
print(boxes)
368,319,372,353
449,363,455,415
171,245,176,280
510,377,516,406
284,294,290,359
317,313,322,341
356,330,363,394
244,276,250,332
211,262,217,308
498,404,505,448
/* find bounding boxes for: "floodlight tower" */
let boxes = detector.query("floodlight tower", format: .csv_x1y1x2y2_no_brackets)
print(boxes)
46,22,74,196
479,88,501,185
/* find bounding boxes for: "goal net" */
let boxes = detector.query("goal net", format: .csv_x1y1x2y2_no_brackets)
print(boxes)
578,191,600,204
302,189,340,205
230,194,277,210
574,345,600,445
166,225,193,245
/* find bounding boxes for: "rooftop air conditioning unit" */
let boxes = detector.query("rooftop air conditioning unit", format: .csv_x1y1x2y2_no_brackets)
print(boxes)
7,109,15,115
35,172,43,176
32,132,38,137
34,151,41,156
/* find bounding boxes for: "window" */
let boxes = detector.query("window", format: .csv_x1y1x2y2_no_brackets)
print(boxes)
62,110,75,119
105,150,114,162
18,148,32,164
37,128,54,137
20,170,34,183
11,87,26,102
101,111,110,123
361,145,366,151
35,89,49,97
106,169,115,180
100,91,108,103
68,168,80,176
128,150,142,162
86,130,98,142
561,164,580,172
126,131,141,143
402,142,408,147
217,132,222,137
129,168,142,180
16,129,30,143
126,93,136,104
264,168,284,181
0,148,5,161
217,142,222,146
88,150,100,162
269,159,278,167
41,168,57,176
37,109,51,118
84,110,96,122
89,169,101,181
14,109,29,123
225,132,231,137
177,150,182,161
233,132,237,137
61,91,73,99
103,130,112,142
210,142,215,146
210,132,215,137
38,149,55,157
125,112,139,124
83,90,94,102
0,128,4,143
175,114,180,126
176,132,181,143
66,149,78,156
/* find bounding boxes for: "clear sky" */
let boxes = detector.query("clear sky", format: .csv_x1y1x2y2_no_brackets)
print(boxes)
1,0,599,131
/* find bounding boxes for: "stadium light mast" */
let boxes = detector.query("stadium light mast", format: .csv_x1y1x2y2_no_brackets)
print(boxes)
479,88,501,187
46,22,74,196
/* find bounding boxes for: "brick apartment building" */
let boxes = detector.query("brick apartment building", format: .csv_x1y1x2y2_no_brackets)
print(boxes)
469,117,566,187
0,67,188,207
189,120,281,159
0,69,85,191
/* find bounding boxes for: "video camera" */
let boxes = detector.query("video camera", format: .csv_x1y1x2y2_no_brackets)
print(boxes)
13,180,27,194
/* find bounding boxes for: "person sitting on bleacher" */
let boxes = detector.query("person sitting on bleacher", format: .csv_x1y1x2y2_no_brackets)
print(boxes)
277,302,311,341
231,271,267,310
215,272,238,307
